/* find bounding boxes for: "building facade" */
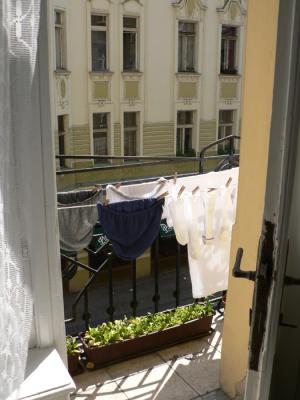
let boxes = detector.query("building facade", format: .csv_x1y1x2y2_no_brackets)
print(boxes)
49,0,246,172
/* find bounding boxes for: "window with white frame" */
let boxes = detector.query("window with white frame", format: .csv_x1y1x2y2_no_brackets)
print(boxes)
58,115,67,167
93,113,109,160
91,14,108,71
218,110,235,154
176,111,193,155
178,22,196,73
55,10,66,69
123,17,139,71
124,112,138,156
221,26,238,74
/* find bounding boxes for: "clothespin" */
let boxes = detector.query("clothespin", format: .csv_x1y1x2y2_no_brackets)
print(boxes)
208,187,217,192
157,191,169,200
157,178,166,187
115,182,122,189
93,184,102,194
226,177,233,187
178,185,185,197
173,172,177,185
192,186,200,195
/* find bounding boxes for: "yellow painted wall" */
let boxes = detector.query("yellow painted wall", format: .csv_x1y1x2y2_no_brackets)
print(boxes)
220,0,280,398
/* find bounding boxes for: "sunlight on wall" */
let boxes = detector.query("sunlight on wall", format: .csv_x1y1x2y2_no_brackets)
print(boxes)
220,0,280,397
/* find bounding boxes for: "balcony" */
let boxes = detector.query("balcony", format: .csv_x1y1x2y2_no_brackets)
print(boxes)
56,136,238,399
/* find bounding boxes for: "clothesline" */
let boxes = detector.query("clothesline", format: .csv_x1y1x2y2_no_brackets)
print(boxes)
58,203,99,210
57,173,235,210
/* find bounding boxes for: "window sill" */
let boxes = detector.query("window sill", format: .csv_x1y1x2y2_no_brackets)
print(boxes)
54,69,71,76
18,347,75,400
176,72,201,77
89,70,114,76
219,72,241,78
122,71,143,76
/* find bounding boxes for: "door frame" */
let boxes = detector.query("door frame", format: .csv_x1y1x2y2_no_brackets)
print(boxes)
245,0,300,398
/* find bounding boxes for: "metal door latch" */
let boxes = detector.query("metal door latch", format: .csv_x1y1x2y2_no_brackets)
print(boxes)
232,248,256,281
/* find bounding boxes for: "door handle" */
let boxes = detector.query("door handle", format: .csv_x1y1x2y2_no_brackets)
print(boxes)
232,248,256,281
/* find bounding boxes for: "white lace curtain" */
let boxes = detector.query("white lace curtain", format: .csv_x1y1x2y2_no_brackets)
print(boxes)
0,1,40,398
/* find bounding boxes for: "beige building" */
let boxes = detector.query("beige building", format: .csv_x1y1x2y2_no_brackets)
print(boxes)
49,0,246,175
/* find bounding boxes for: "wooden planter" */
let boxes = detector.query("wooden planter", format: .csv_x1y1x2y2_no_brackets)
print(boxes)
67,353,81,376
80,314,213,369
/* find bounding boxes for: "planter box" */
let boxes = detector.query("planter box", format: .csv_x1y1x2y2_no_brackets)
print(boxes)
80,314,213,369
68,354,80,376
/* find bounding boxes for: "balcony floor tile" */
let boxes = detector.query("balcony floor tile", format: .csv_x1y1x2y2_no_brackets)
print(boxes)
106,353,166,380
71,368,127,399
165,345,221,397
204,314,223,353
113,362,198,400
158,335,211,362
200,388,230,399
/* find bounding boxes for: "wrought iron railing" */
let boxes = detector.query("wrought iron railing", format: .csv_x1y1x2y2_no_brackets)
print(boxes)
57,135,240,335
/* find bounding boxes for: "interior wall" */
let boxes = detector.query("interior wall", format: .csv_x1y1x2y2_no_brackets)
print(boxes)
219,0,280,397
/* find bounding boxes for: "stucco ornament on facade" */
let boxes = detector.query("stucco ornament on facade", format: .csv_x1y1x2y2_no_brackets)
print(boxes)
121,0,143,6
172,0,207,16
56,76,69,110
88,0,113,4
217,0,247,16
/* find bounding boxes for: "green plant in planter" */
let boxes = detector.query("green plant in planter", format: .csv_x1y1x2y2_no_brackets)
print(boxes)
66,336,80,356
84,300,213,348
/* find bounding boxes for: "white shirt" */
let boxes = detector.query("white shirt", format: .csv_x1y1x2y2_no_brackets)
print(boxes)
187,184,237,298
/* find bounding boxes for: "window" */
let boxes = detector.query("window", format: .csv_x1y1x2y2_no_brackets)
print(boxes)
91,14,108,71
176,111,193,155
221,26,237,74
58,115,67,167
55,10,66,69
178,22,196,73
93,113,109,160
218,110,234,154
124,112,138,156
123,17,138,71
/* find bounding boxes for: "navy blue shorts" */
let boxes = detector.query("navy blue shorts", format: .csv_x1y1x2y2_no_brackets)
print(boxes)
97,198,164,261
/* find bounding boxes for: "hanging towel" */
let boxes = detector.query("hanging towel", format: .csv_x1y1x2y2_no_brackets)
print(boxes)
97,198,164,261
106,178,167,203
162,168,239,298
166,193,190,246
188,184,237,298
57,189,101,252
108,178,167,199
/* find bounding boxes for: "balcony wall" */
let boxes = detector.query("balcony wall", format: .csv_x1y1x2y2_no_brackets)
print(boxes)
220,0,280,398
